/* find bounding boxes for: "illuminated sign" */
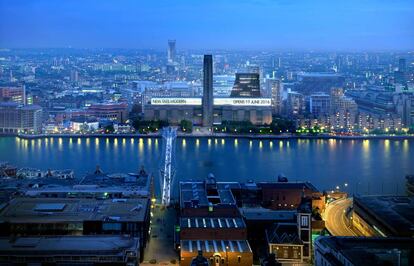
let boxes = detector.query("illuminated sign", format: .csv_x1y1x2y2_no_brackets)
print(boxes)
151,98,202,105
150,97,272,106
214,98,271,106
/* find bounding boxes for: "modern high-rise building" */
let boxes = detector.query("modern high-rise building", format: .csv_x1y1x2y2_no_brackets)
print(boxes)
230,73,260,98
394,58,407,85
70,70,79,82
202,55,213,127
286,92,305,116
167,40,176,63
266,79,282,114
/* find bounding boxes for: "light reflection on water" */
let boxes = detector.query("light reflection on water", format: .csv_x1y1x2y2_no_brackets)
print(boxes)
1,137,413,196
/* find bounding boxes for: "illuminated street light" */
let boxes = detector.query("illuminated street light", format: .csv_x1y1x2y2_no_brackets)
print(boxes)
225,246,229,266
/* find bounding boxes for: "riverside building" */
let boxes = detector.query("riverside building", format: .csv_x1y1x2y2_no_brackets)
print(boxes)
0,103,42,134
144,55,272,126
0,235,141,265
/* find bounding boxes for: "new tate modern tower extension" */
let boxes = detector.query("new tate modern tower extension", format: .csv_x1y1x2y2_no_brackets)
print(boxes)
202,55,213,127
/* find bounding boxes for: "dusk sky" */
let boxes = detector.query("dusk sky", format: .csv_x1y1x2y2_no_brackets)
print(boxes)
0,0,413,51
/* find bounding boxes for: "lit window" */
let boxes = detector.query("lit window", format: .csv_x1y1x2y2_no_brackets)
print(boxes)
301,216,309,227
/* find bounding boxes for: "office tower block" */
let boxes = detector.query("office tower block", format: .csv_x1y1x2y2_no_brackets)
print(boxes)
167,40,176,63
287,92,305,116
0,103,43,134
309,93,330,116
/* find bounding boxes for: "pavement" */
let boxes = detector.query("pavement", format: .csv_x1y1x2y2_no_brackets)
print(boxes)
324,197,360,236
142,204,179,265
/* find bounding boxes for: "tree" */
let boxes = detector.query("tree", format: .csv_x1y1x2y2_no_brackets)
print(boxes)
131,119,169,133
270,117,296,134
180,120,193,133
104,124,114,133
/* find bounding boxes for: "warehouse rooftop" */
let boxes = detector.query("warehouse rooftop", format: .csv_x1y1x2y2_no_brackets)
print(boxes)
0,235,139,254
0,197,149,223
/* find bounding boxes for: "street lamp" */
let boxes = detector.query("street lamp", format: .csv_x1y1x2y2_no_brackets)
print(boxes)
225,246,229,266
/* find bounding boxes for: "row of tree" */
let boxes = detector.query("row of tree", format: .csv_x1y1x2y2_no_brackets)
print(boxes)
130,117,414,135
213,118,296,134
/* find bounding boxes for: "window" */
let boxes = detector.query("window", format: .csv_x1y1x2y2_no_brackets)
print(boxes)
301,215,309,227
103,222,122,231
283,249,289,258
238,256,241,263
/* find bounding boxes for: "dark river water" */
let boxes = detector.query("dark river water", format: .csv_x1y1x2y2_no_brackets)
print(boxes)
0,136,412,196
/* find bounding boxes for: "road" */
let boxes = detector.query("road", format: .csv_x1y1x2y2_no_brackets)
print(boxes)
324,198,359,236
142,205,179,265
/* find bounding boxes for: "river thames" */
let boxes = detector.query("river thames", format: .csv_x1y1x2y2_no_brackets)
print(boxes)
0,136,412,195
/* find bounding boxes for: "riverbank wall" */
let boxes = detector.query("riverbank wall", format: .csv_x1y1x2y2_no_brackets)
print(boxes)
11,132,414,140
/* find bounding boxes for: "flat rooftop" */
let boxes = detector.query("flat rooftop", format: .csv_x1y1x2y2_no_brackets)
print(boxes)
240,207,296,221
180,181,237,208
354,196,414,236
24,184,150,197
257,181,320,192
80,171,150,189
317,236,414,266
1,170,150,198
0,197,149,223
0,235,139,254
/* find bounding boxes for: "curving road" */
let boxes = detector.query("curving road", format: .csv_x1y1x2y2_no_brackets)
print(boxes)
324,198,359,236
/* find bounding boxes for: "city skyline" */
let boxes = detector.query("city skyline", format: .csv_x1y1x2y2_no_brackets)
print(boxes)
0,0,413,51
0,2,414,264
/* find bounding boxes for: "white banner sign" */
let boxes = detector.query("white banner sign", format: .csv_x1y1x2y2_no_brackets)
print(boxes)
150,97,272,106
214,98,271,106
151,98,202,105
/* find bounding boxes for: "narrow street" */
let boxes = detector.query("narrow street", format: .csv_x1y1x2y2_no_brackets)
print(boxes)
141,205,179,265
